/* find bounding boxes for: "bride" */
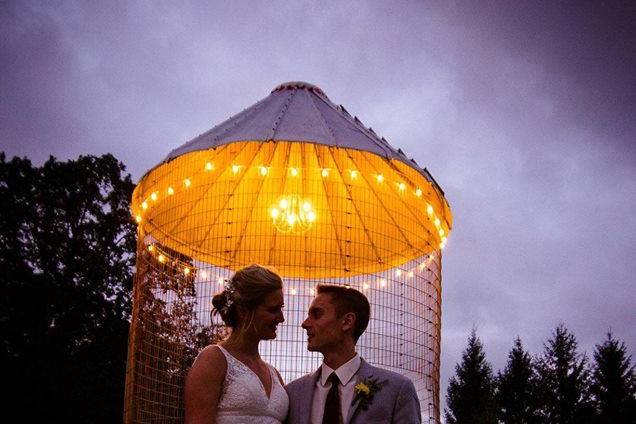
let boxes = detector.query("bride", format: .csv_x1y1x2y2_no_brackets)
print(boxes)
185,264,289,423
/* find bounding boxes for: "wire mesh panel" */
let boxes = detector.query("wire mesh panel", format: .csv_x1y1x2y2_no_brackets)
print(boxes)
125,142,450,423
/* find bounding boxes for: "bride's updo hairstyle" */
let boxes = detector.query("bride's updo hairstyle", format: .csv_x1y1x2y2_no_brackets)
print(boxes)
212,264,283,329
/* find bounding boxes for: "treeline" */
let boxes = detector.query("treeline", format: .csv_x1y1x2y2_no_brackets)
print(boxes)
0,153,136,423
445,325,635,424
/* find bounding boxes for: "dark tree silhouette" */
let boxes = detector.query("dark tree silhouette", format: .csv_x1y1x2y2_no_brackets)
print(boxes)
534,324,594,424
0,153,136,423
445,330,497,424
496,337,539,424
590,332,635,424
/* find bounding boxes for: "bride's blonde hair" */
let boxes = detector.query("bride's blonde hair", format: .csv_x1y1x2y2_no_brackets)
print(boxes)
212,264,282,332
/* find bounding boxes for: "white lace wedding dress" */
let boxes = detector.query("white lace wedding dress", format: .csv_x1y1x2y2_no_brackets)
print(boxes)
215,346,289,423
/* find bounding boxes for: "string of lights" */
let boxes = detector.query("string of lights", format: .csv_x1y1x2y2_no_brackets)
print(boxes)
144,240,439,292
133,159,450,249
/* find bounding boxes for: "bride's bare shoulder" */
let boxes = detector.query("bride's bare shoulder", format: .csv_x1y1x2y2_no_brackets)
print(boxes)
193,345,227,366
185,345,227,422
189,345,227,378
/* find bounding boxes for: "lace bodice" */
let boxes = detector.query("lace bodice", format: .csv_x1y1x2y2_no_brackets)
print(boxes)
216,346,289,423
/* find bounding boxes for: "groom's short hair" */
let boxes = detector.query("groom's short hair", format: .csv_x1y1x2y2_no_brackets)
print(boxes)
316,284,370,342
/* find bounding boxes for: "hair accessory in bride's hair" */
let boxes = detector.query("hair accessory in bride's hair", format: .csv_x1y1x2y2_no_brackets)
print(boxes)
220,279,235,315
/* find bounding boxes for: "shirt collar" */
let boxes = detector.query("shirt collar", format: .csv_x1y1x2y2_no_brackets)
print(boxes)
320,353,361,386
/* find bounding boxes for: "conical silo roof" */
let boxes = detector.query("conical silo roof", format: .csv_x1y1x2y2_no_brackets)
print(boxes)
133,81,452,278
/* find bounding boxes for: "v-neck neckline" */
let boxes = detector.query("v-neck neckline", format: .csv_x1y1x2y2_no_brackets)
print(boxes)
219,345,274,400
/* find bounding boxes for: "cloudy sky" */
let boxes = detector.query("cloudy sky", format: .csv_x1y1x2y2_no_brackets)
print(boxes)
2,0,635,414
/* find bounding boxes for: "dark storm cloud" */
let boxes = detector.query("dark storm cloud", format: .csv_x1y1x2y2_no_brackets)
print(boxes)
1,0,634,418
449,1,636,152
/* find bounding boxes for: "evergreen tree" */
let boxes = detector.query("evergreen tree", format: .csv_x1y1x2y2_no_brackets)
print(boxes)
0,154,136,423
496,337,539,424
445,330,497,424
534,324,593,424
590,332,636,423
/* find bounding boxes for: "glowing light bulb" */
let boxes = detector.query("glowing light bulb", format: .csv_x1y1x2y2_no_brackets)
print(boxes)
302,202,311,212
205,162,214,171
376,174,384,183
415,188,422,197
363,283,370,290
350,170,358,179
167,186,174,195
271,208,280,219
287,213,297,225
434,218,441,227
380,278,387,287
419,263,426,271
426,204,433,216
307,211,316,222
232,165,240,174
309,288,315,295
135,215,142,223
279,198,289,210
290,168,298,177
158,254,166,263
184,178,191,188
218,277,225,285
290,288,297,295
200,270,207,279
183,267,190,275
408,271,414,278
321,168,329,177
150,192,158,201
141,201,148,210
439,229,445,237
396,269,402,277
259,166,268,176
398,182,406,191
147,245,154,252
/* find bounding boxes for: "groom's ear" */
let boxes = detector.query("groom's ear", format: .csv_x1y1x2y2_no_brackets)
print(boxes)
341,311,357,334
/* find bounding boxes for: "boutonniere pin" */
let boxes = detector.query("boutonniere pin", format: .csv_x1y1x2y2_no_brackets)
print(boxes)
353,377,383,410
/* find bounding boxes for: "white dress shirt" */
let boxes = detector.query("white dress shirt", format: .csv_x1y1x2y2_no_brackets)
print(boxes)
310,354,361,424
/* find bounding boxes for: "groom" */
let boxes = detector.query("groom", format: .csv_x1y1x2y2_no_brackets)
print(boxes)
286,284,421,424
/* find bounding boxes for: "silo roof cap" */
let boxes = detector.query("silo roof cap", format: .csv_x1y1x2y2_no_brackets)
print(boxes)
271,81,328,98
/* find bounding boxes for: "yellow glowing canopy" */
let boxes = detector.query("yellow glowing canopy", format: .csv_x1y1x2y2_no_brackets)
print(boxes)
132,83,452,278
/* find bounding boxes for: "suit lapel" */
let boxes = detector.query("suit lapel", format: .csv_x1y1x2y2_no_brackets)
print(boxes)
346,397,362,424
345,359,374,424
299,367,322,424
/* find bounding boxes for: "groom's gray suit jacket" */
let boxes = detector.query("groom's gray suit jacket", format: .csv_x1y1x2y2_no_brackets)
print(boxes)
285,359,421,424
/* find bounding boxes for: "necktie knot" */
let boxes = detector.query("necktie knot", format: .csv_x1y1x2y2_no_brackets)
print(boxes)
328,372,340,386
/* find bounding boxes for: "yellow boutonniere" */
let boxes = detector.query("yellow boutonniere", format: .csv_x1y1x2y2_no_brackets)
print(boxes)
355,382,371,396
353,377,383,410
